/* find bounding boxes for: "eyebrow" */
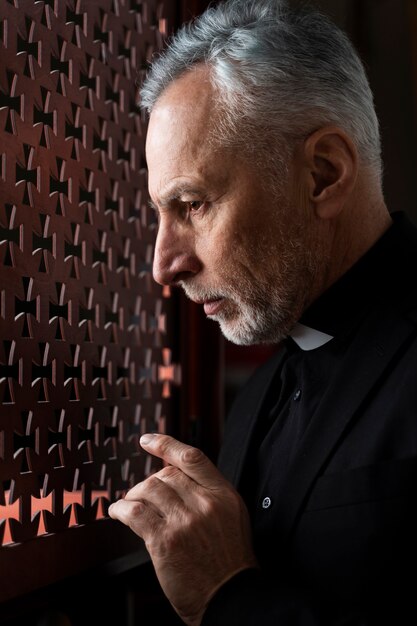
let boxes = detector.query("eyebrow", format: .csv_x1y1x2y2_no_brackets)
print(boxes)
148,198,158,211
149,184,205,211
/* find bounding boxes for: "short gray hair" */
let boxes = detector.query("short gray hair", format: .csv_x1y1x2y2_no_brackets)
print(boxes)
140,0,382,181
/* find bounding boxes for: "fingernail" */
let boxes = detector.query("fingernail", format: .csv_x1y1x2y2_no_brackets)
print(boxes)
140,433,154,446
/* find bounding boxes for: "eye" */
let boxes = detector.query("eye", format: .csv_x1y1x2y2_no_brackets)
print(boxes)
186,200,204,213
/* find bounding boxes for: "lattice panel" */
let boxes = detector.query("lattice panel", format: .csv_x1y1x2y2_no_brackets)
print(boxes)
0,0,179,560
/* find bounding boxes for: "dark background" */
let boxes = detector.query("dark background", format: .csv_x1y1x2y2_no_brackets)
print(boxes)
1,1,416,625
225,0,417,411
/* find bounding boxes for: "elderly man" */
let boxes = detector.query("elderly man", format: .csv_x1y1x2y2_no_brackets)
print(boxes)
109,1,417,624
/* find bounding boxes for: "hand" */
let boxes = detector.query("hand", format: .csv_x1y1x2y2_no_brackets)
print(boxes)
108,433,258,626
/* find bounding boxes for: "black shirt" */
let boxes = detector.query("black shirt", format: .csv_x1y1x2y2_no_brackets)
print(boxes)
239,212,402,569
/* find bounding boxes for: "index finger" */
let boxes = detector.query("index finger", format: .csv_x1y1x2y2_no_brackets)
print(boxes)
139,433,225,490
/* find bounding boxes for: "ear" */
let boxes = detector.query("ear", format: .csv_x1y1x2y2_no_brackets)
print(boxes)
301,126,358,220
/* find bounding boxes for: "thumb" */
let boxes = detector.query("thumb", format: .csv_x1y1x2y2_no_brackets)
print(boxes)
140,434,225,490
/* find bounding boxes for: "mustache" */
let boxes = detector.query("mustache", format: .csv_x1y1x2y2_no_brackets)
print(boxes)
178,280,226,302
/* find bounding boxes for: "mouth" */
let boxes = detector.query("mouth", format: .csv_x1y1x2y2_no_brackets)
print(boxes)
190,297,224,316
180,283,226,317
202,298,224,316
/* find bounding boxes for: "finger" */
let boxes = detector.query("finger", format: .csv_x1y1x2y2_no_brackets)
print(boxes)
139,434,225,490
108,498,163,540
124,473,185,515
150,464,200,505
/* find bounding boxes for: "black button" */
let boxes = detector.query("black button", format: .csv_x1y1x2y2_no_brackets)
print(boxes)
293,389,302,401
262,497,272,509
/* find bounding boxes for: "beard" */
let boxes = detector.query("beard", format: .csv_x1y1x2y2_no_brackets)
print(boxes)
177,159,331,346
179,218,325,346
180,277,298,346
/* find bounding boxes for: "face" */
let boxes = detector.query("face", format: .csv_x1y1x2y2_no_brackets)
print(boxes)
146,68,324,345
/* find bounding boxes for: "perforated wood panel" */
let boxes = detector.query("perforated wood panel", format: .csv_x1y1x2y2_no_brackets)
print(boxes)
0,0,179,602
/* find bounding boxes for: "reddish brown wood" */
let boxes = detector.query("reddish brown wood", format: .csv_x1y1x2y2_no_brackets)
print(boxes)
0,0,223,620
0,0,180,602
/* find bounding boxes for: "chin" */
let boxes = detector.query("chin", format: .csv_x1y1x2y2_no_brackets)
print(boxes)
218,319,286,347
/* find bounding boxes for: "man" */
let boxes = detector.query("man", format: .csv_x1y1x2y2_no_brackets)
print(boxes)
109,1,417,624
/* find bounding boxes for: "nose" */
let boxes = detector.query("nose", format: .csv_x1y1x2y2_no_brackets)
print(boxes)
152,219,201,286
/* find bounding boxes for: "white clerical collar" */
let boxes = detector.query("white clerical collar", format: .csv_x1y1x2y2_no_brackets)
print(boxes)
289,322,334,351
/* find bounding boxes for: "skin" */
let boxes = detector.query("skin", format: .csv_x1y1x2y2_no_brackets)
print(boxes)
110,434,258,625
109,66,393,625
147,67,332,346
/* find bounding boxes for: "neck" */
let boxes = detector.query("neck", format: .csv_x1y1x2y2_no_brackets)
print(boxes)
314,188,392,304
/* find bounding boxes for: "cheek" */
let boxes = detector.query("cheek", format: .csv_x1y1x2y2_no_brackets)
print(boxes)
196,203,274,274
195,224,236,265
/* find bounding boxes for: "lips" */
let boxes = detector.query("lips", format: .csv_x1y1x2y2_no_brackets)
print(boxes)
183,289,225,316
203,299,224,316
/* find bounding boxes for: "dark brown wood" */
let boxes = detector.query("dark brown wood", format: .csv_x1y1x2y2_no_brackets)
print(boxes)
0,0,180,603
0,519,148,604
0,0,223,622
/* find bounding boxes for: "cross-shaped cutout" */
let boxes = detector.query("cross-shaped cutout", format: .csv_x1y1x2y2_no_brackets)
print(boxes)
0,204,22,268
15,144,39,206
0,70,23,134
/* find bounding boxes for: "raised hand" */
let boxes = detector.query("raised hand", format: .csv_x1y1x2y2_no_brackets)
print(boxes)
108,433,258,626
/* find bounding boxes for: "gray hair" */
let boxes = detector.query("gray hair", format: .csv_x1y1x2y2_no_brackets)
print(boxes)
140,0,382,182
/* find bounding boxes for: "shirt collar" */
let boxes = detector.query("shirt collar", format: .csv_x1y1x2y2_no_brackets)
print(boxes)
292,212,405,345
290,322,334,351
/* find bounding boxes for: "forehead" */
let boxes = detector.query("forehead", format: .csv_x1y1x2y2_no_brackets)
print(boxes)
152,64,213,108
147,65,215,139
145,67,220,199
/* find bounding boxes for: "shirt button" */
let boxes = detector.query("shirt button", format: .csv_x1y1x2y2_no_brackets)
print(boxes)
293,389,302,401
262,496,272,509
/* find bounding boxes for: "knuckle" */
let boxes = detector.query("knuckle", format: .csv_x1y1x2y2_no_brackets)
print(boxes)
145,474,161,490
128,501,144,519
199,496,217,517
181,445,204,465
159,465,181,480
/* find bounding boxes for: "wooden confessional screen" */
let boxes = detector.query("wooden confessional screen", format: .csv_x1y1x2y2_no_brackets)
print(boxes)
0,0,181,604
